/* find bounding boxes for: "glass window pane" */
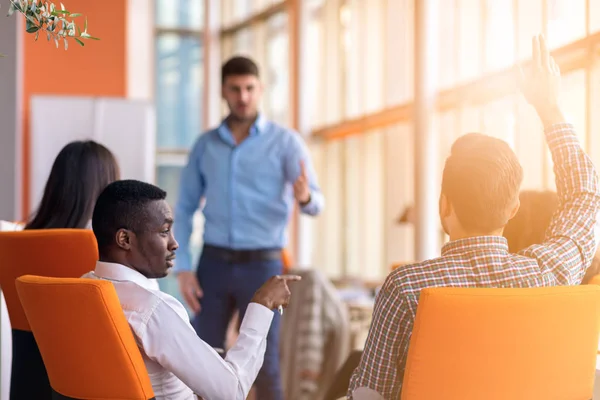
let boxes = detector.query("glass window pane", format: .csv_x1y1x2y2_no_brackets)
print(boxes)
156,0,204,30
457,0,482,82
266,13,289,125
341,1,360,119
485,0,515,72
233,27,254,55
516,0,543,61
155,34,203,149
591,0,600,33
546,0,586,49
233,0,252,22
306,5,325,127
438,0,457,89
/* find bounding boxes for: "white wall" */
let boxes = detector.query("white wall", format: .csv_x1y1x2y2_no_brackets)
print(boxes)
29,96,156,212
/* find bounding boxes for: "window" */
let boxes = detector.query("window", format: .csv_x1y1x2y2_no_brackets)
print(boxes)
154,0,205,303
546,0,586,49
265,13,290,125
155,0,204,30
155,34,203,149
485,0,515,72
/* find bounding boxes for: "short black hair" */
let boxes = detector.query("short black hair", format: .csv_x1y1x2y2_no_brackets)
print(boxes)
92,180,167,254
441,133,523,232
221,56,259,84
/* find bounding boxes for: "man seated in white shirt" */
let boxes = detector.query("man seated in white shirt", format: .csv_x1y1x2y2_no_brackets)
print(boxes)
82,179,300,400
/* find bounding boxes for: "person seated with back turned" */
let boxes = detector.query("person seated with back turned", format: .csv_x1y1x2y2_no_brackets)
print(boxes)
82,179,300,400
503,190,600,283
348,35,600,399
25,140,120,230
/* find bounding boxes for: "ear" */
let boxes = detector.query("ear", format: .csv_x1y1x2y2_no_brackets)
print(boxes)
115,228,133,251
439,193,452,219
508,198,521,221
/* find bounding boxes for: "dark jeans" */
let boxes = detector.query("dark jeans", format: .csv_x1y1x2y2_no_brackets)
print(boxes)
192,251,283,400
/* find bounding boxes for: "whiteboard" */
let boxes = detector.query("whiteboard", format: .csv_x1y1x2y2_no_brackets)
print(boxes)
30,96,156,213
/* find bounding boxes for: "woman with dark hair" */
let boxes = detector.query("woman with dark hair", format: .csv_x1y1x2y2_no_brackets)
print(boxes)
503,189,600,284
25,140,120,230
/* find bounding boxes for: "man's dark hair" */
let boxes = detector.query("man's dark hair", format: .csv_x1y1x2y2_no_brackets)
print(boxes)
221,56,259,84
92,180,167,255
441,133,523,232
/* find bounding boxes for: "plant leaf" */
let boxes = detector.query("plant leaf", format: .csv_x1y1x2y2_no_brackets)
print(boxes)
63,38,67,50
26,24,39,33
74,37,84,46
69,12,80,17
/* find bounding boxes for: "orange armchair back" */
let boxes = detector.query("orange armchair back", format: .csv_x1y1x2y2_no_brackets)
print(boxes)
0,229,98,331
401,286,600,400
16,275,155,400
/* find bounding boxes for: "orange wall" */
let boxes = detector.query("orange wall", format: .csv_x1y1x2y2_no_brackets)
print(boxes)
22,0,127,219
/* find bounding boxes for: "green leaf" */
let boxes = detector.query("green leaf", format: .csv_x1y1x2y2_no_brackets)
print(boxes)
74,38,84,46
26,24,39,33
69,12,81,17
83,17,87,32
86,36,99,40
46,32,50,41
51,10,68,15
7,2,15,16
34,30,39,41
77,25,81,35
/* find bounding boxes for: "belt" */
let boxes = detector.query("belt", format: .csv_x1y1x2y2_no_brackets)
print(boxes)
202,245,282,264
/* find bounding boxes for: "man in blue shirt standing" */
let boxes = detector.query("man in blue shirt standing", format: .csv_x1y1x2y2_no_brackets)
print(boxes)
173,56,324,400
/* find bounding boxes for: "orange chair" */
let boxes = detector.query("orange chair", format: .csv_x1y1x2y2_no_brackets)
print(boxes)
401,286,600,400
15,275,155,400
588,274,600,286
0,229,98,399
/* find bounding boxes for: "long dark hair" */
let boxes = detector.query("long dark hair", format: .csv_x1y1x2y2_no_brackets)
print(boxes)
25,140,120,230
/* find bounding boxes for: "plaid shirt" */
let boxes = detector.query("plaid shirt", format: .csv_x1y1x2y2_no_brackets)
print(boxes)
348,124,600,399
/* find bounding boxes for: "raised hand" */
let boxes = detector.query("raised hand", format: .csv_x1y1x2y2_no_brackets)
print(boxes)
518,34,563,126
251,275,302,311
293,160,311,205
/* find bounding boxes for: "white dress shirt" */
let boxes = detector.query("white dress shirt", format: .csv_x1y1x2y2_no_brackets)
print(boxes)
82,261,273,400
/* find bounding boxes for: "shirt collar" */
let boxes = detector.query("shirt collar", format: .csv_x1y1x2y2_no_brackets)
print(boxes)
441,236,509,257
217,113,268,145
93,261,156,291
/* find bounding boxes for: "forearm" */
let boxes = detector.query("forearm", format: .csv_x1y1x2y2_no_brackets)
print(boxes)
541,122,600,271
545,123,599,206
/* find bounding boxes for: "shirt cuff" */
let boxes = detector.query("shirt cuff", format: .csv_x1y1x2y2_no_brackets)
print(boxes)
240,303,274,336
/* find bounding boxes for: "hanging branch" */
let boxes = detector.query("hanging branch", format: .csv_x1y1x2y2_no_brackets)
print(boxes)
1,0,98,57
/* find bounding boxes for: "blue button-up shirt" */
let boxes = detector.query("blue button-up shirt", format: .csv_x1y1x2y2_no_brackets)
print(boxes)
173,114,324,272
